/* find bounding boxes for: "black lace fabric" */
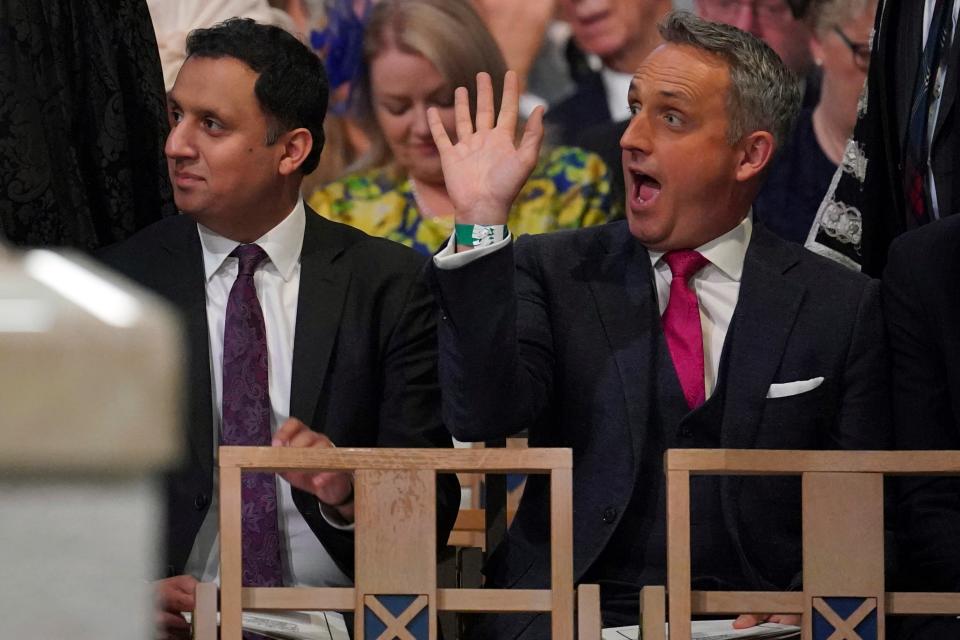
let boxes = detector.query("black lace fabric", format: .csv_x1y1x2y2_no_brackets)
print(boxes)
0,0,174,251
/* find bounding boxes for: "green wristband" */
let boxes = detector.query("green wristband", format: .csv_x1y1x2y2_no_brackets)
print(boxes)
455,223,508,248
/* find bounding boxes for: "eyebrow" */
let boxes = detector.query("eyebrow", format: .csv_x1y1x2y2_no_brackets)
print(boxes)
657,89,692,103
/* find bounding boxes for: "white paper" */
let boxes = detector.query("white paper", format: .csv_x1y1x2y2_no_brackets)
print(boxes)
602,619,800,640
185,610,350,640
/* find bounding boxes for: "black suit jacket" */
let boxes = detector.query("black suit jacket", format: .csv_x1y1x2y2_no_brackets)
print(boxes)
544,70,613,147
433,221,890,638
857,0,960,275
884,216,960,592
101,209,459,579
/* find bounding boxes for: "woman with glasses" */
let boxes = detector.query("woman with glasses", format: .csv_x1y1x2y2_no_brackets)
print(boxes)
752,0,877,244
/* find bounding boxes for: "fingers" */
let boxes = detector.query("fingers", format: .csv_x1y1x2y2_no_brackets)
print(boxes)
155,575,197,613
272,417,310,446
454,85,474,142
518,104,545,167
768,614,800,625
733,613,765,629
311,470,353,504
427,106,452,150
475,72,495,130
495,70,520,136
156,610,191,633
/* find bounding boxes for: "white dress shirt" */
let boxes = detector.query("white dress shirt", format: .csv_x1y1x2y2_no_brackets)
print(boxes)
648,216,751,398
434,215,753,399
601,67,634,122
183,199,352,589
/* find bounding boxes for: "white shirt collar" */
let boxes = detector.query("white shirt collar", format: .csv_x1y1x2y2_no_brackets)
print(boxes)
197,199,306,283
648,213,753,282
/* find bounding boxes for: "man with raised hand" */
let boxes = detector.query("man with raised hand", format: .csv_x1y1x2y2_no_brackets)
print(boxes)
428,11,889,638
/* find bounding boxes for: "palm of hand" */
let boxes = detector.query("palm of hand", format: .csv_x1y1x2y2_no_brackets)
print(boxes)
440,127,536,222
428,71,544,225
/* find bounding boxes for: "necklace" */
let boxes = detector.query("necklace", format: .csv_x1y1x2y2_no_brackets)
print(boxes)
409,178,451,224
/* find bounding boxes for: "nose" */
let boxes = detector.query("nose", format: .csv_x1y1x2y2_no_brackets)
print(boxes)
164,120,196,161
411,104,431,139
728,4,761,35
620,112,652,156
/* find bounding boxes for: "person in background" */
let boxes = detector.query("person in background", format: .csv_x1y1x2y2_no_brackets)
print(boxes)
546,0,672,147
0,0,173,250
884,216,960,640
807,0,960,277
308,0,614,256
147,0,296,92
694,0,815,74
753,0,877,243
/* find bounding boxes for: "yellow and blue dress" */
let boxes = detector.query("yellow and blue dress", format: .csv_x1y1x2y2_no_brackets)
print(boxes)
307,146,617,255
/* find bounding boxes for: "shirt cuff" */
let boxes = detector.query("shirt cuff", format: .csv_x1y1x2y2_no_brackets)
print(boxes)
433,231,512,270
318,502,355,531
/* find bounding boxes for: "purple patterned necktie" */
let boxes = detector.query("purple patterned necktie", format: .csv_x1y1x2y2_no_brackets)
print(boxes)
221,244,284,589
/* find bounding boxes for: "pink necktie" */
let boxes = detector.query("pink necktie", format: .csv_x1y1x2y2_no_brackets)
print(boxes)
662,250,710,410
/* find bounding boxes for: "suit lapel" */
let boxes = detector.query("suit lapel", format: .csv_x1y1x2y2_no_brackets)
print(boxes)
289,211,351,427
160,219,215,478
719,225,805,450
583,223,657,471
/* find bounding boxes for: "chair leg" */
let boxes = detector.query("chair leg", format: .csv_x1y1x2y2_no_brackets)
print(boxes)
577,583,601,640
640,585,666,640
192,581,218,640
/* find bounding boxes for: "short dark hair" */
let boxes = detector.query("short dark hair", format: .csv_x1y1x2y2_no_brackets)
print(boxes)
185,18,329,175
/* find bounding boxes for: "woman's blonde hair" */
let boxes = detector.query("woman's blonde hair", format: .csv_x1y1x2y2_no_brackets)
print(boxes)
350,0,508,174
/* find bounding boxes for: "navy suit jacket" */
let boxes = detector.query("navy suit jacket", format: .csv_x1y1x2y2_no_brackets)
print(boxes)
884,216,960,591
432,220,890,638
102,210,459,580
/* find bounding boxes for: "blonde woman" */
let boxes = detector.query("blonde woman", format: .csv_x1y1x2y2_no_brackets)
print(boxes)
307,0,615,255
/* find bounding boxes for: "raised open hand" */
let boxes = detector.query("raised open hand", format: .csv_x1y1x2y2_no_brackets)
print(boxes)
427,70,544,226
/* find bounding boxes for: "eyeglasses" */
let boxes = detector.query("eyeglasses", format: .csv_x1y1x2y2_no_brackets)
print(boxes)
832,26,871,71
698,0,793,25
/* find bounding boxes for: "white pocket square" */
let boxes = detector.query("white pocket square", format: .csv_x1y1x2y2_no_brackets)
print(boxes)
766,376,824,399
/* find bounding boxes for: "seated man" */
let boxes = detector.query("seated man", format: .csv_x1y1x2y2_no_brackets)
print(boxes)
427,11,889,638
884,217,960,640
101,18,458,638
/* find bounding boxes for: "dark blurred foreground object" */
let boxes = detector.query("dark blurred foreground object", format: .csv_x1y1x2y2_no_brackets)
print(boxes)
0,0,174,251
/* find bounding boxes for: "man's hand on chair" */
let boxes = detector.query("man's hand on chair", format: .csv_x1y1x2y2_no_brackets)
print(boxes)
734,613,801,628
155,574,197,640
273,417,354,522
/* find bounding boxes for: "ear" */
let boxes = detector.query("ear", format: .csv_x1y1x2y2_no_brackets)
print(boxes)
277,128,313,176
734,130,775,182
809,33,826,68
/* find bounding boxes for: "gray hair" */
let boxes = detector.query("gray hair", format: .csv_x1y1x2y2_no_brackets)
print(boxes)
658,11,802,152
807,0,877,35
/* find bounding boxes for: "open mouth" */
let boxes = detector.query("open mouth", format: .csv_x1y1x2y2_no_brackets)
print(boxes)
631,171,662,207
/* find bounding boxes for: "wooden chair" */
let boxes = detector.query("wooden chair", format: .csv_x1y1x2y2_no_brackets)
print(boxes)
194,446,600,640
638,449,960,640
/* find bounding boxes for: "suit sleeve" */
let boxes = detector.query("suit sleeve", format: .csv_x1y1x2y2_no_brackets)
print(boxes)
432,236,555,441
883,237,960,591
293,257,459,573
376,262,460,547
